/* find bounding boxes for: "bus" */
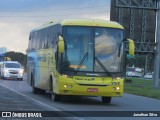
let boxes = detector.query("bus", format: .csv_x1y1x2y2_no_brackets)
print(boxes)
27,19,135,103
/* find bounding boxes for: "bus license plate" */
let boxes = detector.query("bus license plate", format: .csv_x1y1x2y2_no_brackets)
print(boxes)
87,88,98,92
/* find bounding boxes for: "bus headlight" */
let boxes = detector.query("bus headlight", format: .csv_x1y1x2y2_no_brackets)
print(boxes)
112,76,123,81
112,87,116,90
64,84,73,89
64,84,67,88
113,77,123,80
116,87,120,90
68,85,73,88
115,77,121,80
62,74,68,77
112,87,120,91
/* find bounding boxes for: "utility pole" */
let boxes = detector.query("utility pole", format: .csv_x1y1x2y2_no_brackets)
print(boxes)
153,0,160,89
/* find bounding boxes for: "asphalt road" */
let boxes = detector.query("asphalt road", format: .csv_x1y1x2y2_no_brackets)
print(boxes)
0,74,160,120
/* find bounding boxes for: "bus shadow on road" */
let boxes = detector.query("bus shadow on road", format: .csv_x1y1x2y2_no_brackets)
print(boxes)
44,92,119,106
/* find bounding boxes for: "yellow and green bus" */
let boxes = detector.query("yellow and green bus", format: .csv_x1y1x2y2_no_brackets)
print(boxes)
27,19,134,103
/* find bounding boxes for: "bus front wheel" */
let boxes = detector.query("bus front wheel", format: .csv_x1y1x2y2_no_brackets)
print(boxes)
51,93,61,102
101,97,112,104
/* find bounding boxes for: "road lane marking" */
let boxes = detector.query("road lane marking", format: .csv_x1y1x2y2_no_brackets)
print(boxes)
0,83,85,120
0,83,59,111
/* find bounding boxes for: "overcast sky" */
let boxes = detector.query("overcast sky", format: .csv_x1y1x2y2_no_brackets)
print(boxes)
0,0,111,53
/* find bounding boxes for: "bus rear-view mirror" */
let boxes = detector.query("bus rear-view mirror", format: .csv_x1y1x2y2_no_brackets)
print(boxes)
127,39,135,57
58,36,64,53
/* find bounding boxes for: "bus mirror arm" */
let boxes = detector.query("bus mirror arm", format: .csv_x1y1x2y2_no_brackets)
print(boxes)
118,38,129,57
118,38,128,57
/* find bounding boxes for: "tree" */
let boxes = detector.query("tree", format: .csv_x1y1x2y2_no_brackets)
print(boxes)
4,51,27,67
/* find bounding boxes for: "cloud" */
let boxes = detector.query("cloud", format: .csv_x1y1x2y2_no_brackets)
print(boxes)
0,22,41,53
0,0,110,53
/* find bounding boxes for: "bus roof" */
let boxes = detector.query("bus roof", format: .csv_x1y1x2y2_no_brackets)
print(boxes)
32,19,124,32
61,19,124,29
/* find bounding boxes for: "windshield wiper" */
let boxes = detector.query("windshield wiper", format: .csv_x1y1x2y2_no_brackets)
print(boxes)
73,52,88,75
95,57,112,77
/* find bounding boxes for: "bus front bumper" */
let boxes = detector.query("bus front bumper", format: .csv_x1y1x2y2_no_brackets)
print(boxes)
54,76,123,97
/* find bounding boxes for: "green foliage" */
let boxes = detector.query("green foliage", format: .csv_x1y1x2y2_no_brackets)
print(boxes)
125,78,160,99
5,51,27,67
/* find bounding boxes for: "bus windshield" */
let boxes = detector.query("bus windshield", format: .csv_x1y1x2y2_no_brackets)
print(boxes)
62,26,123,74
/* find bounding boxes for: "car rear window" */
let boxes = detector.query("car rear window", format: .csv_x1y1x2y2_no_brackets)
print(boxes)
5,63,21,68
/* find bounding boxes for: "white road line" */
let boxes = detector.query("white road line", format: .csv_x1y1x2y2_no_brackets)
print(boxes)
0,83,60,111
0,83,85,120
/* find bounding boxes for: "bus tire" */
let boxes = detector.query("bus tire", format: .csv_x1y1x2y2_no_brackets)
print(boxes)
1,74,4,80
31,74,38,94
50,76,61,101
101,97,112,104
2,76,5,80
50,76,53,91
32,87,38,94
51,93,61,102
39,89,46,94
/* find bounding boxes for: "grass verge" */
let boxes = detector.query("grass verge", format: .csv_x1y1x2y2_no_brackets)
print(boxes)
124,78,160,100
